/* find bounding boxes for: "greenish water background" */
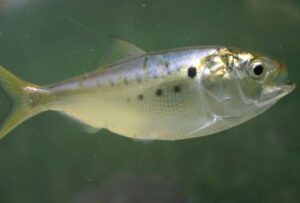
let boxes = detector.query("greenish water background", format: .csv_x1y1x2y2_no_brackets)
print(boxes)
0,0,299,202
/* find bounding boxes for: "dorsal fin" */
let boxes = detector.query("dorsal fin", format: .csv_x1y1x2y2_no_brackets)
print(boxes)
99,36,147,67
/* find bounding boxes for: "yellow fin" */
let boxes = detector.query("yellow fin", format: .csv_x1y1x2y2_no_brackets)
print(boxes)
0,65,46,140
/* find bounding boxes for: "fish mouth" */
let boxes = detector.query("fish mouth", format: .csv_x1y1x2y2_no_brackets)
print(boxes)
256,80,295,107
276,61,295,96
279,80,296,96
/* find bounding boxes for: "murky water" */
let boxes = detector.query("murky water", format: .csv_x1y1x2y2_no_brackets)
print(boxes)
0,0,299,202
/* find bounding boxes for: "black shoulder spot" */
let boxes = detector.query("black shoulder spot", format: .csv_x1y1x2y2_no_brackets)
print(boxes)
187,66,197,78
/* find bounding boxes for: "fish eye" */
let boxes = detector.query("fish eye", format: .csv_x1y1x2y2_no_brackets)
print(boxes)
253,65,264,75
249,61,265,78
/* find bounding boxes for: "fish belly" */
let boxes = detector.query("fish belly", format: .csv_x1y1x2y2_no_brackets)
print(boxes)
53,78,215,140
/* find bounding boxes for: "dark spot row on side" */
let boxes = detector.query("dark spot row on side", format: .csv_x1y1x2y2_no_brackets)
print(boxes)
153,85,181,98
174,85,181,93
138,94,144,100
163,61,172,75
164,61,170,68
122,76,142,85
156,89,162,96
143,57,149,70
128,85,182,102
110,65,195,88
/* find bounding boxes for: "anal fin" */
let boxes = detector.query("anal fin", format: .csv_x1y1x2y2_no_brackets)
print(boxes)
61,112,102,135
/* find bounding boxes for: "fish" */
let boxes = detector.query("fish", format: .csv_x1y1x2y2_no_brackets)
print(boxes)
0,38,296,140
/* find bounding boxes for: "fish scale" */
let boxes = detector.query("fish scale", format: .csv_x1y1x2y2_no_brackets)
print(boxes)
0,38,295,140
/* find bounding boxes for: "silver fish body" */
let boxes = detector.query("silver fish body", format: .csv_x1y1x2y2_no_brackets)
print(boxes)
48,47,220,140
0,39,295,140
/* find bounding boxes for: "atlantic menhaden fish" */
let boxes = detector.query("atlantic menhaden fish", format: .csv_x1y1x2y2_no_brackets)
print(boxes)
0,38,295,140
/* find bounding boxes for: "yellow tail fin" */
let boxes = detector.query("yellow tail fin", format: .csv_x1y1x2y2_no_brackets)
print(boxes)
0,65,41,140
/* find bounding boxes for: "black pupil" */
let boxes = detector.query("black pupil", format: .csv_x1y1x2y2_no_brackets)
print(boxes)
253,65,264,75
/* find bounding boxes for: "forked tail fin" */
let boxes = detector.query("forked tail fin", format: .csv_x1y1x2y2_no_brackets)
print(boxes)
0,65,44,140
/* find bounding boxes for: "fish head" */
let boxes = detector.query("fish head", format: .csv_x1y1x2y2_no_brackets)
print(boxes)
201,48,295,118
